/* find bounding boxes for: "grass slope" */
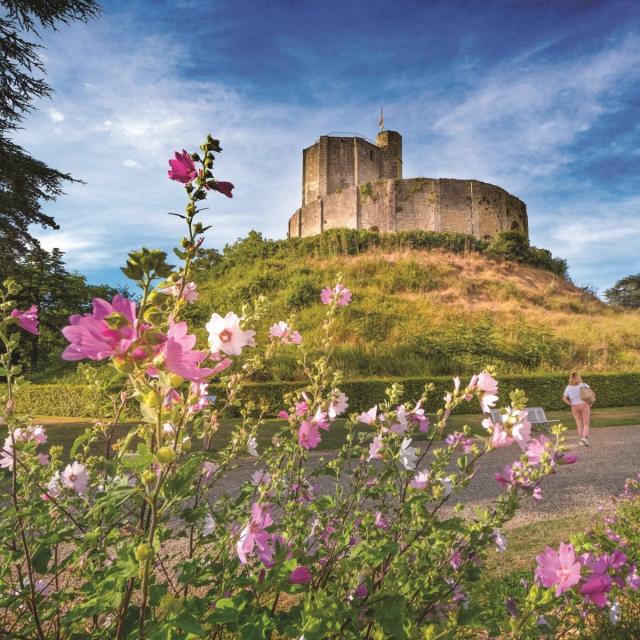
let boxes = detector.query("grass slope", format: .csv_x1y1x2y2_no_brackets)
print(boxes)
184,231,640,380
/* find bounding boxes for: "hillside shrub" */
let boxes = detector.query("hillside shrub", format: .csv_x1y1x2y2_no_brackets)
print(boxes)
284,272,320,310
487,230,569,278
207,227,568,278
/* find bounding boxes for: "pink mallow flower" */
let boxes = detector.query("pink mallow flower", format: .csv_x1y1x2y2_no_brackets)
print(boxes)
410,469,430,490
489,421,513,449
368,435,383,461
535,543,582,596
512,415,532,451
328,391,349,420
202,461,220,481
188,382,209,413
320,283,352,307
236,503,274,566
581,574,612,607
0,437,13,469
469,371,499,413
62,295,139,362
408,401,430,432
289,566,312,584
445,431,474,453
525,435,553,466
10,305,39,335
374,512,389,529
357,406,377,425
251,469,271,486
213,181,235,198
298,421,321,450
161,280,199,303
312,408,330,431
152,320,214,383
206,312,256,356
61,462,89,494
167,150,197,183
269,321,302,345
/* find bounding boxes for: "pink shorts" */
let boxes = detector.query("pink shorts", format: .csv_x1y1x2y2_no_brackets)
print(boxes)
571,402,590,423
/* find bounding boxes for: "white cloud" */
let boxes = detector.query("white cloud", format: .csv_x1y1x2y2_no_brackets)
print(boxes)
406,34,640,193
48,108,65,122
11,16,640,292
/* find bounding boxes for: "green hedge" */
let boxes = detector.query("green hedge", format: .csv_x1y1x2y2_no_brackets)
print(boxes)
6,372,640,418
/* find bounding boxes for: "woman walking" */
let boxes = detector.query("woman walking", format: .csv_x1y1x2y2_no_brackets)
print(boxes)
563,372,594,446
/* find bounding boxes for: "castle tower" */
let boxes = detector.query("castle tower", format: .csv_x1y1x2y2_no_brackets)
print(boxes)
288,121,526,242
376,130,402,180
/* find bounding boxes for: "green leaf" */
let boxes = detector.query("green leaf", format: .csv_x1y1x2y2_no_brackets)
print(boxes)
121,443,153,472
211,598,240,624
175,612,206,637
31,545,52,573
70,428,94,457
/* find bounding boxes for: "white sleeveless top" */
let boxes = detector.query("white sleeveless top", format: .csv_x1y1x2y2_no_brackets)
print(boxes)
563,383,590,405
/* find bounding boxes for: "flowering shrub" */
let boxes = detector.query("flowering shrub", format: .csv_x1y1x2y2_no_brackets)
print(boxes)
0,134,587,639
505,474,640,638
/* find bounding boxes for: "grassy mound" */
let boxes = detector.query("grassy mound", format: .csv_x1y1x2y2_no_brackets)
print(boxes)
180,229,640,380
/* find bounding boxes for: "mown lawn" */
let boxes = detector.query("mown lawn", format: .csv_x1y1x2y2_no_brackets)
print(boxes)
8,405,639,459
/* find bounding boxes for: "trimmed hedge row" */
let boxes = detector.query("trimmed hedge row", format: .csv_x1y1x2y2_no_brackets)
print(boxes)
6,372,640,418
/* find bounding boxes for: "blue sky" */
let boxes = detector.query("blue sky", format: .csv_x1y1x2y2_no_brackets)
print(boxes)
14,0,640,292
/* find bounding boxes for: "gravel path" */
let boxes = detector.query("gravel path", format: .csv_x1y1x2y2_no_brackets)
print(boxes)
455,425,640,526
212,425,640,528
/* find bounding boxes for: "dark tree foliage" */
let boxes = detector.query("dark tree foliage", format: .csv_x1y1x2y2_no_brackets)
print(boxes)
605,274,640,309
0,0,101,259
1,247,125,374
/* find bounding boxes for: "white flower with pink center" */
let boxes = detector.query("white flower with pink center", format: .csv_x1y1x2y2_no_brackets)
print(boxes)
399,438,418,471
206,312,256,356
202,514,216,536
61,462,89,494
247,436,258,457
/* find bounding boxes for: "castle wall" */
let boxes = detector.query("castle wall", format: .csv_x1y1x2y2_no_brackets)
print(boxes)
359,180,396,232
394,179,438,232
300,200,323,236
288,210,301,238
302,142,321,206
326,138,356,196
356,139,384,185
289,177,528,241
436,179,473,234
322,187,359,231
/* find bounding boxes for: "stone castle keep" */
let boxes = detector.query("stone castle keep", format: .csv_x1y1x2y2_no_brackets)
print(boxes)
287,130,528,240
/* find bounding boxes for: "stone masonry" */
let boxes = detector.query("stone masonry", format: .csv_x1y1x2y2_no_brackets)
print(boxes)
288,131,528,240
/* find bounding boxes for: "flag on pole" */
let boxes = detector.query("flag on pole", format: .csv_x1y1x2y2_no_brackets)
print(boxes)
378,106,384,131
